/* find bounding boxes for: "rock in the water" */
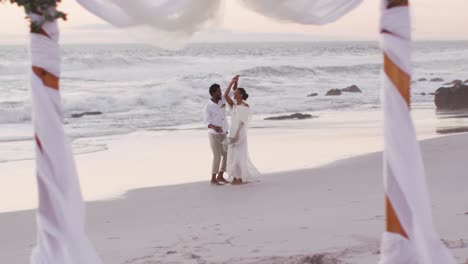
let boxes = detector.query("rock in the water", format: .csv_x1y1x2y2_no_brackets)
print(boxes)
307,93,318,97
71,111,103,118
265,113,317,121
444,79,462,86
429,92,436,95
341,85,362,93
464,79,468,84
326,89,342,96
430,78,444,82
434,83,468,110
419,92,426,95
418,78,427,82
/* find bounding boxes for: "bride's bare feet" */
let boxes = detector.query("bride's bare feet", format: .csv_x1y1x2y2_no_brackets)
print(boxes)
216,172,229,183
231,178,243,185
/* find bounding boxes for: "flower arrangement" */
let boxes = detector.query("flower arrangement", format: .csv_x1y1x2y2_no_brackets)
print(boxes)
387,0,408,8
1,0,66,33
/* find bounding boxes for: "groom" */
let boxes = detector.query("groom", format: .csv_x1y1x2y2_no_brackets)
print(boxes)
204,78,237,185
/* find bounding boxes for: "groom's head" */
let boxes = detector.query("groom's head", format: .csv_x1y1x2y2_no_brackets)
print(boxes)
209,83,222,101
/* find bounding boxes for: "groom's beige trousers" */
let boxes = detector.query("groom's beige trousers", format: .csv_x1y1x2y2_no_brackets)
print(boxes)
209,133,227,175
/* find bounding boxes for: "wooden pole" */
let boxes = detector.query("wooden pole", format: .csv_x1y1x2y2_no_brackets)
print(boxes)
384,0,409,239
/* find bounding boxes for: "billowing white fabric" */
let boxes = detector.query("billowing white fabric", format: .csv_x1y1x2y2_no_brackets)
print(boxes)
28,14,102,264
227,103,260,181
75,0,223,49
74,0,363,49
240,0,362,25
379,2,455,263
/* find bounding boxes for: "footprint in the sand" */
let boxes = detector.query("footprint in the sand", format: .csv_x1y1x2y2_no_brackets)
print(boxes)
185,253,202,260
107,237,120,240
442,239,468,249
299,226,309,230
152,246,167,249
125,254,155,263
166,250,177,255
194,246,205,253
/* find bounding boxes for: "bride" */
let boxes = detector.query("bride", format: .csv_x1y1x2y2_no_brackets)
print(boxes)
223,75,260,185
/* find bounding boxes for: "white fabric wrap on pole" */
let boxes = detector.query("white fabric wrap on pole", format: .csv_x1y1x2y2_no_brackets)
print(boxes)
379,1,455,263
75,0,223,49
240,0,362,25
28,14,102,264
379,232,417,264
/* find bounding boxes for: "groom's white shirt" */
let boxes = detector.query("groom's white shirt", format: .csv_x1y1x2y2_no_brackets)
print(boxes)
204,96,229,135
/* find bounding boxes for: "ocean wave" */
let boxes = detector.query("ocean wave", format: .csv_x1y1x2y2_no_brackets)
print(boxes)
0,104,31,124
62,55,155,70
240,65,317,77
239,63,381,78
316,64,381,75
0,136,33,143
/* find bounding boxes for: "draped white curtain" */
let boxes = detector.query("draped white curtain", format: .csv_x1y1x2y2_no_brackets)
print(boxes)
75,0,361,49
75,0,224,49
240,0,362,25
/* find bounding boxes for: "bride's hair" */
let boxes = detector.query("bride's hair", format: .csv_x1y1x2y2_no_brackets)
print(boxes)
237,88,249,100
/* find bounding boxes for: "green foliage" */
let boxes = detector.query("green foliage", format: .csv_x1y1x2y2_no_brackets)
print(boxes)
387,0,408,8
1,0,67,33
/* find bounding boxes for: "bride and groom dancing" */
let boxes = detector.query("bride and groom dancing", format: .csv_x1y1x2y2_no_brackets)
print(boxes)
204,75,260,185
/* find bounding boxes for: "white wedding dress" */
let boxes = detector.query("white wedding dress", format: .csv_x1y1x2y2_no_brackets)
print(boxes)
226,102,260,182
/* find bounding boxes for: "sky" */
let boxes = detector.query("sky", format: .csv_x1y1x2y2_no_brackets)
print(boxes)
0,0,467,44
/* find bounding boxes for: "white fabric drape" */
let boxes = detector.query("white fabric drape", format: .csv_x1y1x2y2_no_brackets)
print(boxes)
379,2,455,263
379,232,417,264
28,13,102,264
239,0,362,25
75,0,362,50
75,0,224,49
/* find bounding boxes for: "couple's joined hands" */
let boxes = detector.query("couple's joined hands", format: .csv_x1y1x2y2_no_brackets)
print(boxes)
209,124,223,133
231,75,240,84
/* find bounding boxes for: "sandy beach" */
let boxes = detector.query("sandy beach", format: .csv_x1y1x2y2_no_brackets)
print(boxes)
1,130,467,263
0,108,452,213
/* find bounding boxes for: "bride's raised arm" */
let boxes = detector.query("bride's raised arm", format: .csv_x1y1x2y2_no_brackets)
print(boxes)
224,75,239,108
